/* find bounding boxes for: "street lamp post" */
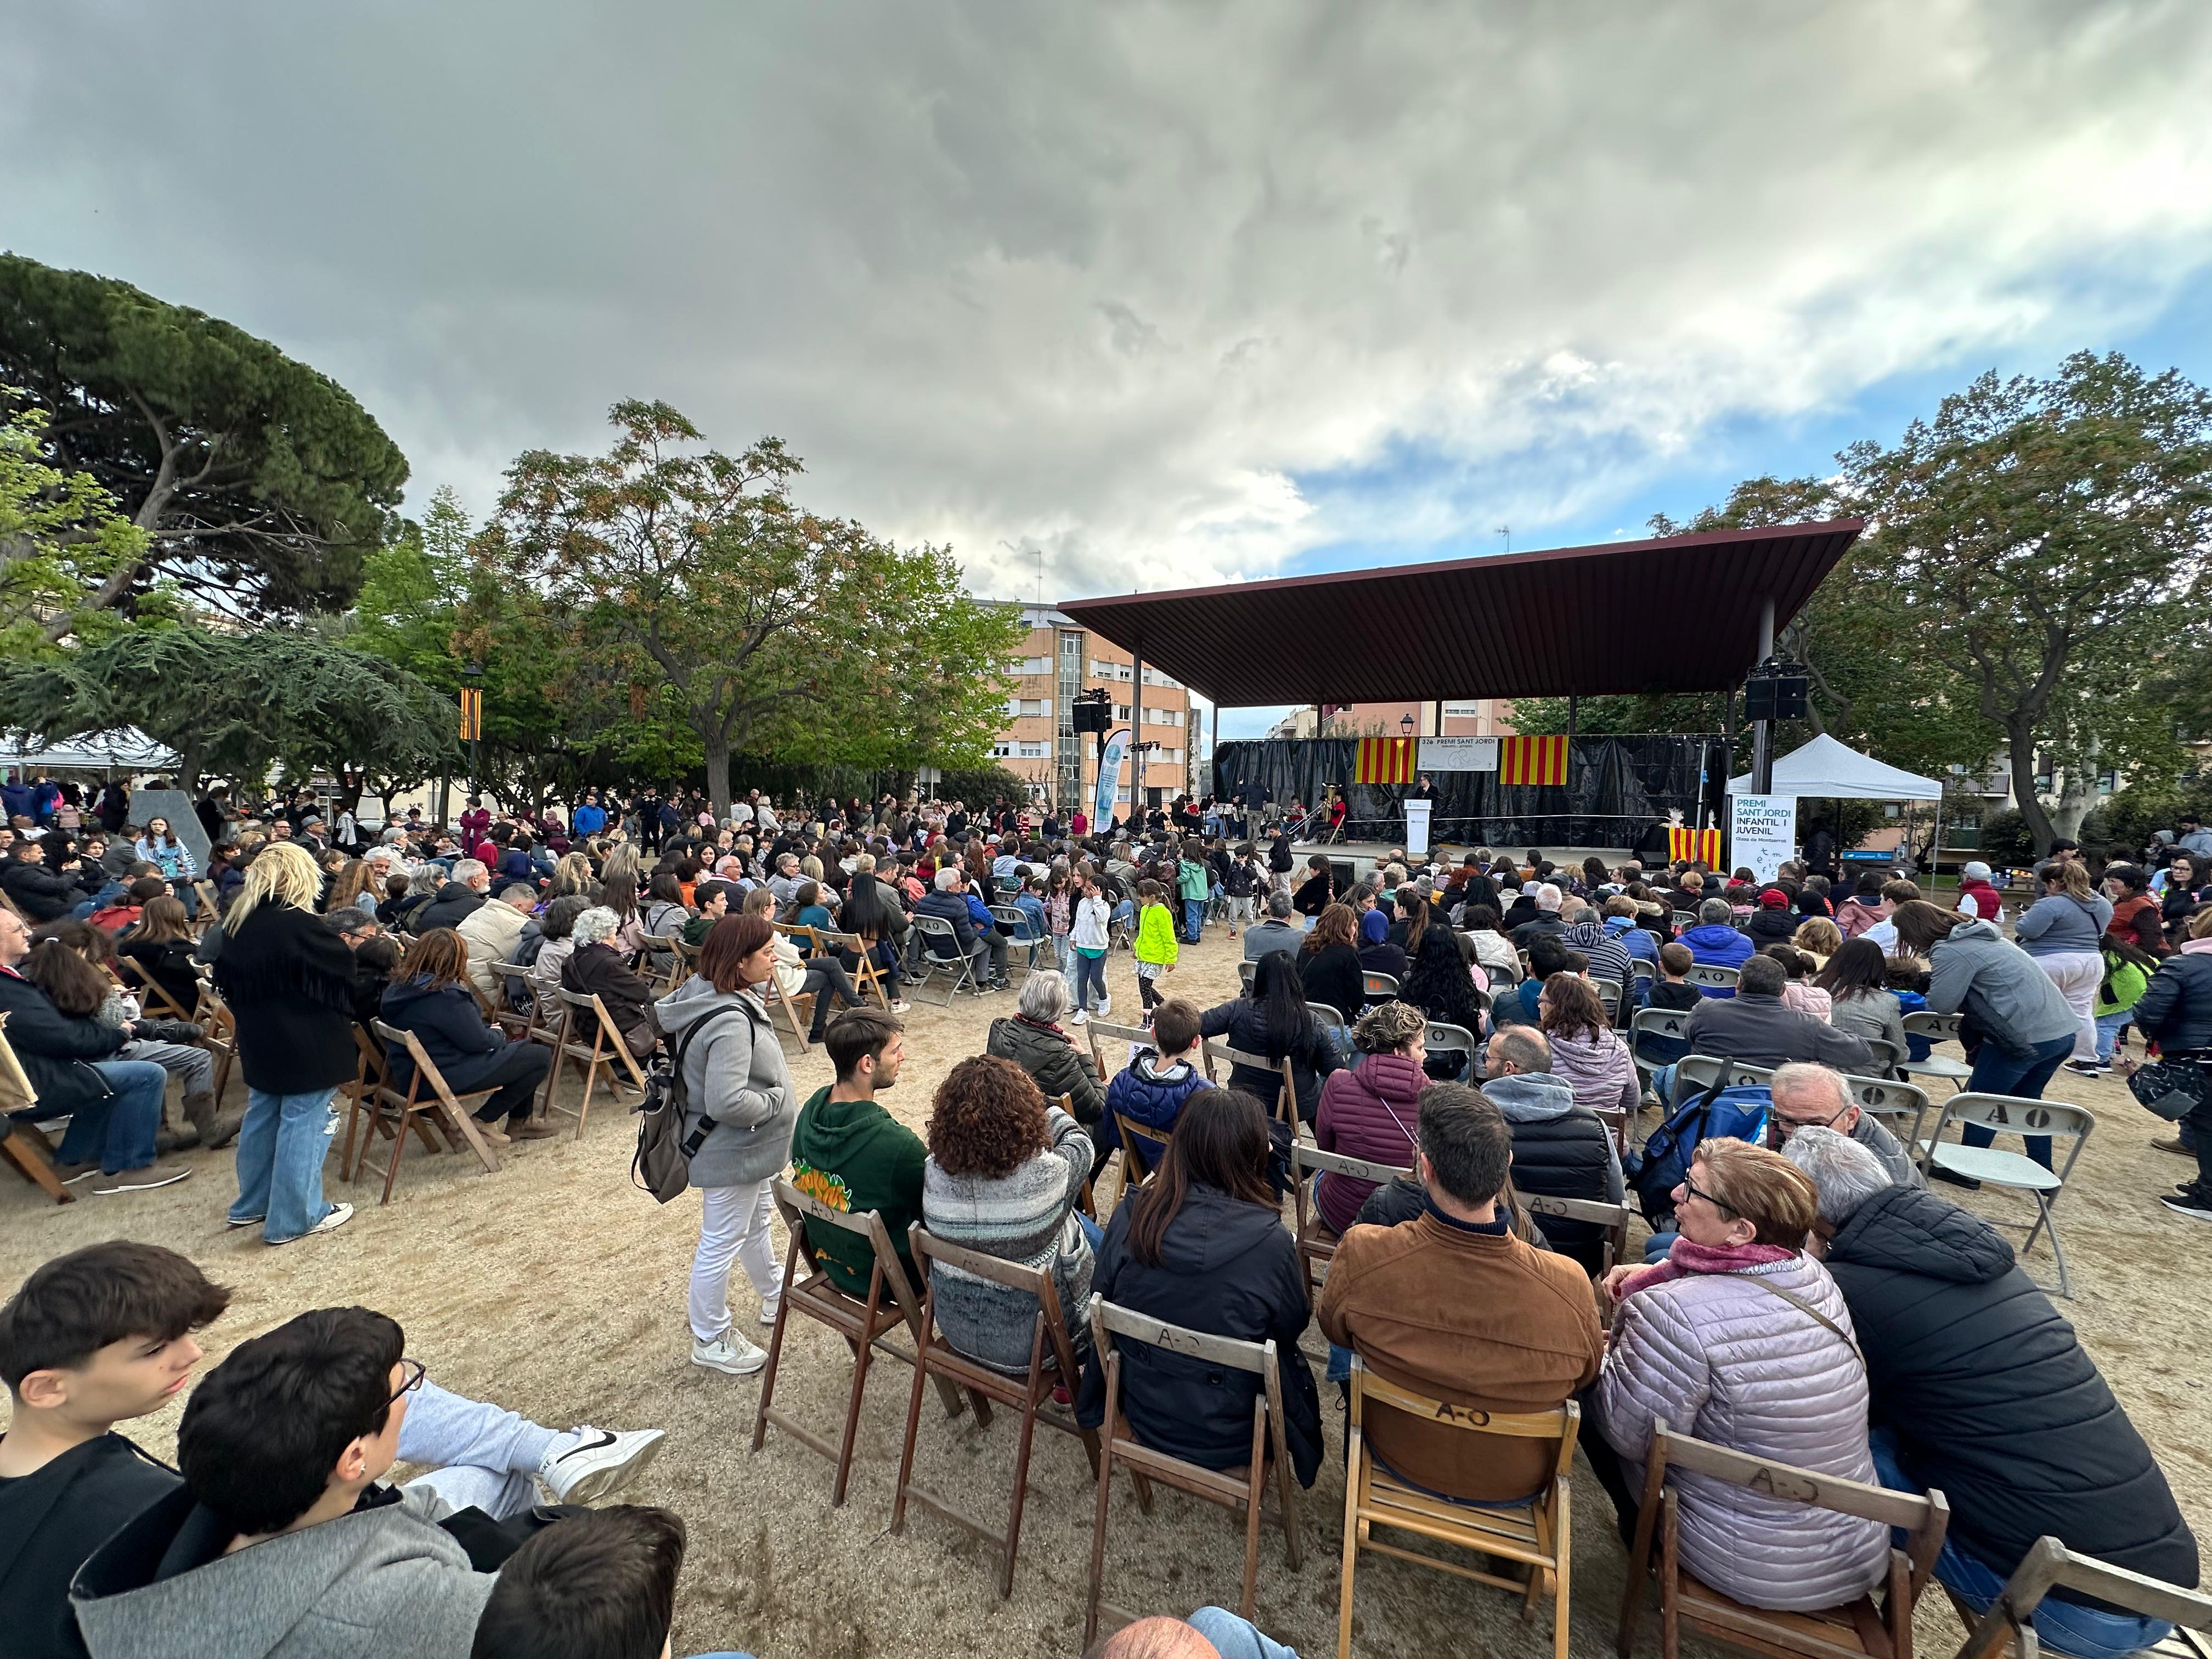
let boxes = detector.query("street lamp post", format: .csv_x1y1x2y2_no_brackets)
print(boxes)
461,662,483,809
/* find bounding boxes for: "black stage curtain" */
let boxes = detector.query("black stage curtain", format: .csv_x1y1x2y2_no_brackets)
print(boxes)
1212,735,1728,852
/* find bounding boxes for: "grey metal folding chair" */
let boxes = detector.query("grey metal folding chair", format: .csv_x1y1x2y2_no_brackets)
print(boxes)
1915,1093,2094,1297
1902,1011,1974,1094
909,914,984,1006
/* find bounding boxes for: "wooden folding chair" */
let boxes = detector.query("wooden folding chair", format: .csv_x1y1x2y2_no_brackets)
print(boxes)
641,934,686,994
1340,1358,1577,1659
364,1021,503,1204
753,1178,965,1506
541,989,651,1138
1204,1038,1306,1138
1515,1190,1634,1277
194,977,239,1105
1084,1294,1302,1643
126,968,200,1024
819,928,893,1011
1289,1141,1413,1301
1617,1421,1949,1659
486,960,539,1040
892,1223,1102,1599
764,928,816,1048
1949,1534,2212,1659
340,1024,453,1182
0,1013,72,1205
190,879,221,933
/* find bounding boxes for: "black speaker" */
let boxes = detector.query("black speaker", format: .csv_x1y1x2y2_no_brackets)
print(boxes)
1071,699,1110,734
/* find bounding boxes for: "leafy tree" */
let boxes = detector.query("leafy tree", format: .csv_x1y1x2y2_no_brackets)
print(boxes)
935,764,1039,808
1845,352,2212,854
0,390,167,652
481,400,1015,815
0,622,456,791
0,254,409,635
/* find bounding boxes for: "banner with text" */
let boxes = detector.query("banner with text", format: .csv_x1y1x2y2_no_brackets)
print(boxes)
1417,736,1498,773
1730,793,1797,884
1094,729,1130,828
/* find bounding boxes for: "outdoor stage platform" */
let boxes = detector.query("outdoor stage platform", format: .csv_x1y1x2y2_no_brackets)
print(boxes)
1290,840,1638,882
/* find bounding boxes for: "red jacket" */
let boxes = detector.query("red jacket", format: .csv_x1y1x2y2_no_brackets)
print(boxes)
2107,892,2166,956
1957,878,2004,922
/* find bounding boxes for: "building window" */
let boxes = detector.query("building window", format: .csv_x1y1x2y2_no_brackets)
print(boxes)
1011,655,1051,676
1114,704,1131,722
992,742,1014,759
1018,741,1048,758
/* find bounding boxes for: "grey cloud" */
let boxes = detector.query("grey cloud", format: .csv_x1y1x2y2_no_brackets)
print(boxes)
3,1,2209,610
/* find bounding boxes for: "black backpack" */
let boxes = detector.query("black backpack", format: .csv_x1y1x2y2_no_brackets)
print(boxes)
631,1003,754,1203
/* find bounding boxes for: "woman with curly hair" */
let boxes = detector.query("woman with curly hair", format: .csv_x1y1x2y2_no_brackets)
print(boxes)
1540,971,1639,1118
549,851,599,903
1313,1000,1426,1229
1792,915,1842,968
1398,921,1485,1040
921,1053,1097,1371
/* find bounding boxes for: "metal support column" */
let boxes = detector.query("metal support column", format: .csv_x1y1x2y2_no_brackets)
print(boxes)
1750,596,1776,794
1131,646,1144,823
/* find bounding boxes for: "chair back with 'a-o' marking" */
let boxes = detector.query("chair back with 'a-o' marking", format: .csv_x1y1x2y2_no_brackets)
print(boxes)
753,1178,963,1506
1340,1358,1577,1659
1618,1420,1949,1659
1288,1139,1413,1300
1669,1053,1775,1107
1684,962,1740,992
1203,1038,1302,1134
1085,1295,1302,1646
1516,1192,1633,1277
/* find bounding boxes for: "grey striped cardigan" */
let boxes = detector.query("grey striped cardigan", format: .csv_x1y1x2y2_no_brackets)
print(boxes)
922,1107,1095,1373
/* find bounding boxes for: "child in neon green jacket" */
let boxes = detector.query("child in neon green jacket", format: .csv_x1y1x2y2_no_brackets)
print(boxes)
1132,879,1179,1015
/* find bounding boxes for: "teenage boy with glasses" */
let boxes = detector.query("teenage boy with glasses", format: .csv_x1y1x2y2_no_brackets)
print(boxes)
0,1243,664,1659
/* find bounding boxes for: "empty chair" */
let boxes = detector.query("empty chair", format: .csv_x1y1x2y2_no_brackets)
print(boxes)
1916,1093,2094,1298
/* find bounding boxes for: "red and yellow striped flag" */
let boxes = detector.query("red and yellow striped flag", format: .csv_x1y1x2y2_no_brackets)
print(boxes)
1668,826,1722,865
1498,735,1568,786
1353,736,1419,785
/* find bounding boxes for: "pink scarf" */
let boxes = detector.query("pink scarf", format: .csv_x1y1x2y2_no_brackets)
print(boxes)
1617,1237,1796,1302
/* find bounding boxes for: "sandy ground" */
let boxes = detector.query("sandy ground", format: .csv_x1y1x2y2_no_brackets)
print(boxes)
4,932,2209,1659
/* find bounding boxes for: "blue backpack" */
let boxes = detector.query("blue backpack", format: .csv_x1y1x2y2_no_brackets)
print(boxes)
1625,1068,1771,1226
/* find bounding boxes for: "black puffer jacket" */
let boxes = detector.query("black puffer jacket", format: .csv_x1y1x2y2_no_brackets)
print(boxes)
414,881,486,934
1198,1000,1340,1122
0,965,131,1114
985,1013,1105,1124
1075,1182,1322,1487
1483,1072,1623,1276
2131,946,2212,1055
1826,1185,2197,1598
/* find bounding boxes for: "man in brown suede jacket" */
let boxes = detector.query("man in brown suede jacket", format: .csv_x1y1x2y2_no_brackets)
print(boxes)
1318,1082,1602,1500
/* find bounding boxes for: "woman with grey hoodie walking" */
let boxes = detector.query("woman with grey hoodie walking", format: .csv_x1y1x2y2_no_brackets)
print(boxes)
655,911,798,1379
1893,900,2079,1170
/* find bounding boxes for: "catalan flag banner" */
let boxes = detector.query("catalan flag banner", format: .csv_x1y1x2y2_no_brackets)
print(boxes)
1353,736,1420,785
1668,826,1722,866
1497,735,1569,787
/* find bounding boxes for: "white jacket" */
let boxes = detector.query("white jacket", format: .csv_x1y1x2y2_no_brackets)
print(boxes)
1071,894,1111,951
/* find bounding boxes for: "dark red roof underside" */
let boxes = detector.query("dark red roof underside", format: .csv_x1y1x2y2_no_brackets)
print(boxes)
1058,518,1863,707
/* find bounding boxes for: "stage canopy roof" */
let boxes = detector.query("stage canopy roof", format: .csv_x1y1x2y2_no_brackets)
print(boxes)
1728,732,1941,801
1058,518,1863,708
0,727,179,773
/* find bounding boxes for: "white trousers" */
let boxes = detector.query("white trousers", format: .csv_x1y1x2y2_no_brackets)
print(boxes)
2035,951,2104,1062
687,1180,781,1343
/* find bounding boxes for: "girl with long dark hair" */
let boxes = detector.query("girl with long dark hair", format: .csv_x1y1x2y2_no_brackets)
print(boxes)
1199,950,1341,1122
1075,1087,1322,1486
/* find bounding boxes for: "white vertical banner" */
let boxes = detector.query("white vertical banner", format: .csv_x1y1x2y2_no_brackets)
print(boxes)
1093,729,1130,827
1404,798,1433,858
1730,794,1797,883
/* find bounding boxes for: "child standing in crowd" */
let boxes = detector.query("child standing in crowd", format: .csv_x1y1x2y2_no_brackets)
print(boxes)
1132,879,1178,1016
1069,871,1113,1022
1176,842,1210,944
1044,867,1074,974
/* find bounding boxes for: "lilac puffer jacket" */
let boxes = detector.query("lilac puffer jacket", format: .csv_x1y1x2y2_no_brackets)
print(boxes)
1597,1255,1887,1611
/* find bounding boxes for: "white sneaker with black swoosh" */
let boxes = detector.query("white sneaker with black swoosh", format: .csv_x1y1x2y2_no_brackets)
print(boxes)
538,1426,668,1503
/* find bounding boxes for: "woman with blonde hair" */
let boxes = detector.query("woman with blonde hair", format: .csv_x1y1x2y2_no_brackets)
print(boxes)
211,839,359,1244
1791,916,1842,968
550,850,599,902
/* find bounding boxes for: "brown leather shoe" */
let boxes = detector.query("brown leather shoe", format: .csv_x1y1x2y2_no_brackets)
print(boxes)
473,1122,513,1148
508,1116,561,1141
2152,1135,2192,1156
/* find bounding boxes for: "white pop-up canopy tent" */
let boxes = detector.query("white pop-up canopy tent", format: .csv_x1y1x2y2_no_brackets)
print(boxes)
0,729,180,775
1728,732,1941,800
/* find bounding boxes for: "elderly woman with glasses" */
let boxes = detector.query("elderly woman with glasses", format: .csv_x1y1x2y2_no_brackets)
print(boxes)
1585,1137,1887,1613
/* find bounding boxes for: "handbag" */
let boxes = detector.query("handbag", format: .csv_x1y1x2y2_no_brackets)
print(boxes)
2128,1054,2210,1122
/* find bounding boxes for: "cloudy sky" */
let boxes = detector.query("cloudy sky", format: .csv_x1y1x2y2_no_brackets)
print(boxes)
7,2,2212,737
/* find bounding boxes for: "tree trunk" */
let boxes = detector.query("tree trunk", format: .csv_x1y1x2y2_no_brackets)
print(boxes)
2005,719,2057,855
702,729,732,820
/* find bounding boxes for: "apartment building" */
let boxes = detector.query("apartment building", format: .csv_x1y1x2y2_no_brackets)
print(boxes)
989,605,1195,812
1265,699,1517,740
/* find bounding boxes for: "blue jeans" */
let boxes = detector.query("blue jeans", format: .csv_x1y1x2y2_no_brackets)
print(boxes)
53,1060,165,1173
1183,898,1205,939
1867,1430,2170,1659
1075,1211,1105,1251
229,1085,341,1243
1071,949,1109,1012
1961,1034,2074,1169
2093,1011,2130,1063
1188,1606,1301,1659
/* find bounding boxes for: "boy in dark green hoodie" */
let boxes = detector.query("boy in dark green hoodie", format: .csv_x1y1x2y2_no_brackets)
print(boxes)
788,1008,926,1297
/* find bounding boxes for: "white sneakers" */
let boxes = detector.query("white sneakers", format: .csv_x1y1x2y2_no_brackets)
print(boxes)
1071,1008,1089,1025
539,1426,668,1503
269,1203,353,1245
691,1330,768,1376
758,1298,781,1328
1097,994,1111,1017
